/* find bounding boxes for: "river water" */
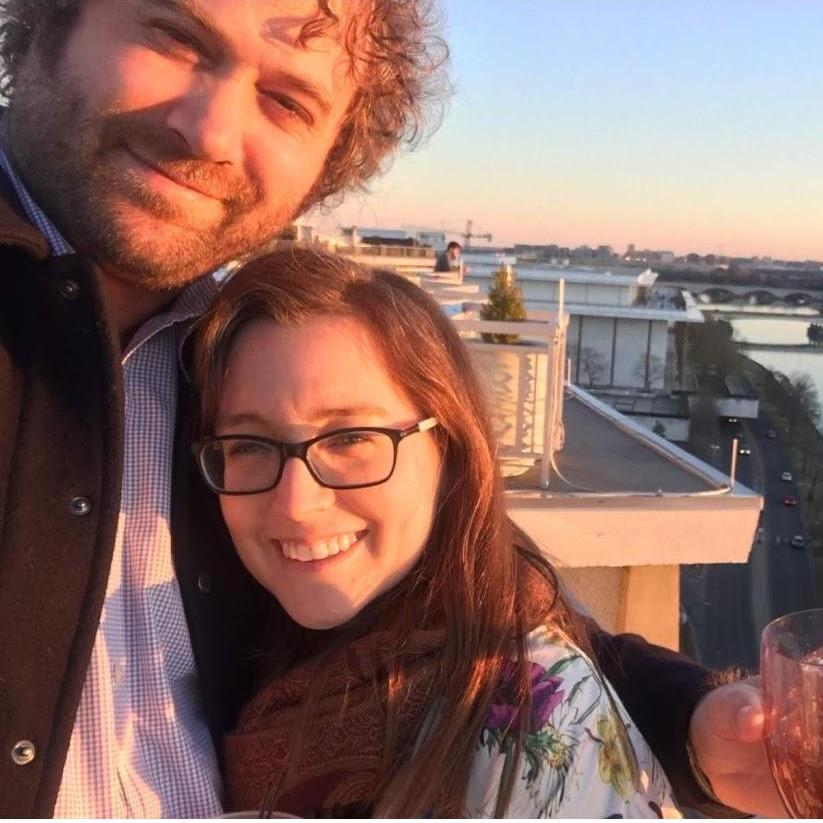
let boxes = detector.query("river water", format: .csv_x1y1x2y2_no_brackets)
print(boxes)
730,315,823,402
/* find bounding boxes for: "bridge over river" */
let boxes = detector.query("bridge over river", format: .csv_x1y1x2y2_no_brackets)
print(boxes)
664,279,823,310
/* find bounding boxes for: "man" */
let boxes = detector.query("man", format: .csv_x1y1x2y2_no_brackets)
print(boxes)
0,0,446,816
434,239,462,273
0,0,780,818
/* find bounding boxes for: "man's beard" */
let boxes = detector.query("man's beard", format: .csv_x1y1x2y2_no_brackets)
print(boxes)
4,61,300,291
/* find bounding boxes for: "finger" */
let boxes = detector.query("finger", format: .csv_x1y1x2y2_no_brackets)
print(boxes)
734,704,765,743
705,683,763,741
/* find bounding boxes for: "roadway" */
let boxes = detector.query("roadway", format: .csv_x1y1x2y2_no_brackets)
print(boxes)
680,414,816,671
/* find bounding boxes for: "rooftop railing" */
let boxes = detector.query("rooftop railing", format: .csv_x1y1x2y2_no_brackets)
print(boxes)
440,282,569,489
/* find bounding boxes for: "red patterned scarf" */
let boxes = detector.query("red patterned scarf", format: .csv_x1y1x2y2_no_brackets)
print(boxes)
223,561,560,817
223,627,445,817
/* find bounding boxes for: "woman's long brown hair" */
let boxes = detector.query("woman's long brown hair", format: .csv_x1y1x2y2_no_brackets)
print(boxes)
192,247,588,817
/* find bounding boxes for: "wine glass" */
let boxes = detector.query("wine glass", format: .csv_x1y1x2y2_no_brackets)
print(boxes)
761,608,823,818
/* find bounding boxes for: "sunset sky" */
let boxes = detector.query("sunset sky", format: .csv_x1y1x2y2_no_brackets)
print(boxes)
322,0,823,260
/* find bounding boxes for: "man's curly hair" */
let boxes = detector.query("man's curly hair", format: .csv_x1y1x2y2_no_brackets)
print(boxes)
0,0,449,206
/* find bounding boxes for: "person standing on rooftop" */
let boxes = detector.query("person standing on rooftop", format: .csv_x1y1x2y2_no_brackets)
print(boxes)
0,0,784,818
434,239,462,274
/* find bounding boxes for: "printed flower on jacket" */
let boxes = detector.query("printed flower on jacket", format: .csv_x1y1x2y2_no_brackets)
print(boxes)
597,714,633,799
487,660,565,734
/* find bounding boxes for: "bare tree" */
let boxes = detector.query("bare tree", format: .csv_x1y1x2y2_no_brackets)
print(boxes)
579,347,607,386
789,372,822,426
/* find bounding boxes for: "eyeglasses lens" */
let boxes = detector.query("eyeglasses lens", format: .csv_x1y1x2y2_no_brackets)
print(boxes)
307,430,395,488
201,439,280,494
201,430,396,492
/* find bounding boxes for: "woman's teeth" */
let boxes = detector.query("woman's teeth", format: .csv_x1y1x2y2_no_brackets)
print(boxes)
279,532,361,562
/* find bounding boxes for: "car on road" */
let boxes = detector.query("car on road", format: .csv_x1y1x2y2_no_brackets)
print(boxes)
767,429,777,439
738,444,751,455
783,496,798,507
726,416,739,424
790,535,805,549
781,471,793,482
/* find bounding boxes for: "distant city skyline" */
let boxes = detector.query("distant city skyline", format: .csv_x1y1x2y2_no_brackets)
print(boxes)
319,0,823,261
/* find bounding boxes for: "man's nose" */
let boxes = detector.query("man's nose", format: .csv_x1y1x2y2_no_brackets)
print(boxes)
166,74,248,165
269,456,335,522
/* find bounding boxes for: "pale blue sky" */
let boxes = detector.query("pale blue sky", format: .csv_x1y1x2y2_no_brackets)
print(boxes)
326,1,823,259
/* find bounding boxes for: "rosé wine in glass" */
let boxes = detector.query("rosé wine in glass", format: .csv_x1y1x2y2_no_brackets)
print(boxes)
761,609,823,818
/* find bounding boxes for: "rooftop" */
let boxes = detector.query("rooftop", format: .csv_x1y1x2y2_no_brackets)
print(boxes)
502,386,761,568
463,260,657,288
506,392,713,494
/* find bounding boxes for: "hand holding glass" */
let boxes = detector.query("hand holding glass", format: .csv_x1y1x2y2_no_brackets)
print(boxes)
761,608,823,818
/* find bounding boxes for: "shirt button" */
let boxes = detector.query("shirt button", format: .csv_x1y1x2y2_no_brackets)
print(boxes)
11,740,36,766
58,279,80,301
197,572,213,594
68,496,92,517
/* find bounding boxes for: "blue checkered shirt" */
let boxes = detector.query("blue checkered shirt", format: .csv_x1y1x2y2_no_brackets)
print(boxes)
0,150,225,817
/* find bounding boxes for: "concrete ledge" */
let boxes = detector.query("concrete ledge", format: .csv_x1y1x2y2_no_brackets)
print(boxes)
507,492,761,568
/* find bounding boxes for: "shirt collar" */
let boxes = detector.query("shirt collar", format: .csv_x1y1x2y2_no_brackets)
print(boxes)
0,148,73,256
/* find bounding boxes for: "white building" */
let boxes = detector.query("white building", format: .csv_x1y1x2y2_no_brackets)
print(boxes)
459,262,705,439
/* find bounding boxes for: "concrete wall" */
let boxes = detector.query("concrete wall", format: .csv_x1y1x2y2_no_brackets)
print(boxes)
557,565,681,651
558,566,624,632
502,279,634,307
587,283,626,306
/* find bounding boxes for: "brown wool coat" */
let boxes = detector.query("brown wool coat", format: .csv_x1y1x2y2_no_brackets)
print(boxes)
0,180,267,817
0,178,728,817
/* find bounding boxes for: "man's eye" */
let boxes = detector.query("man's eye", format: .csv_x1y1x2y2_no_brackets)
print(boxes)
260,91,313,125
149,22,205,60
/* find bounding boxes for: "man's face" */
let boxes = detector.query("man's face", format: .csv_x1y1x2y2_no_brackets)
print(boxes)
5,0,357,289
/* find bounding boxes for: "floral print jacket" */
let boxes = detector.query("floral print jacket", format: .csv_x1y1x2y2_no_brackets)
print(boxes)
464,627,681,818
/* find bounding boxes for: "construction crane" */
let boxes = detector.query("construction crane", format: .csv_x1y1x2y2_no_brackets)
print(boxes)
458,220,492,250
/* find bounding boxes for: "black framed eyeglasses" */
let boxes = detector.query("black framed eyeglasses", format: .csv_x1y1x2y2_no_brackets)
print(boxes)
193,418,439,495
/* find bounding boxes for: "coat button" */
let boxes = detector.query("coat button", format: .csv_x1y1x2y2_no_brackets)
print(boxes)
58,279,80,301
68,496,92,516
197,572,213,594
11,740,36,766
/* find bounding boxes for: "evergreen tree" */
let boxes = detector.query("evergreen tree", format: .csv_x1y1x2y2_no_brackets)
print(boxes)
480,265,527,343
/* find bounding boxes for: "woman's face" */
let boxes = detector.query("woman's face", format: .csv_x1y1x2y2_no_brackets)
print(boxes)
215,315,442,629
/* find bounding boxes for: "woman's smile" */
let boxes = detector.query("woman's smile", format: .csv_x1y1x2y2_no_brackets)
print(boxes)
272,529,369,564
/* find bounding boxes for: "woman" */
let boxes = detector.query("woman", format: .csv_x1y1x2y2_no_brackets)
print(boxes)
191,247,679,818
